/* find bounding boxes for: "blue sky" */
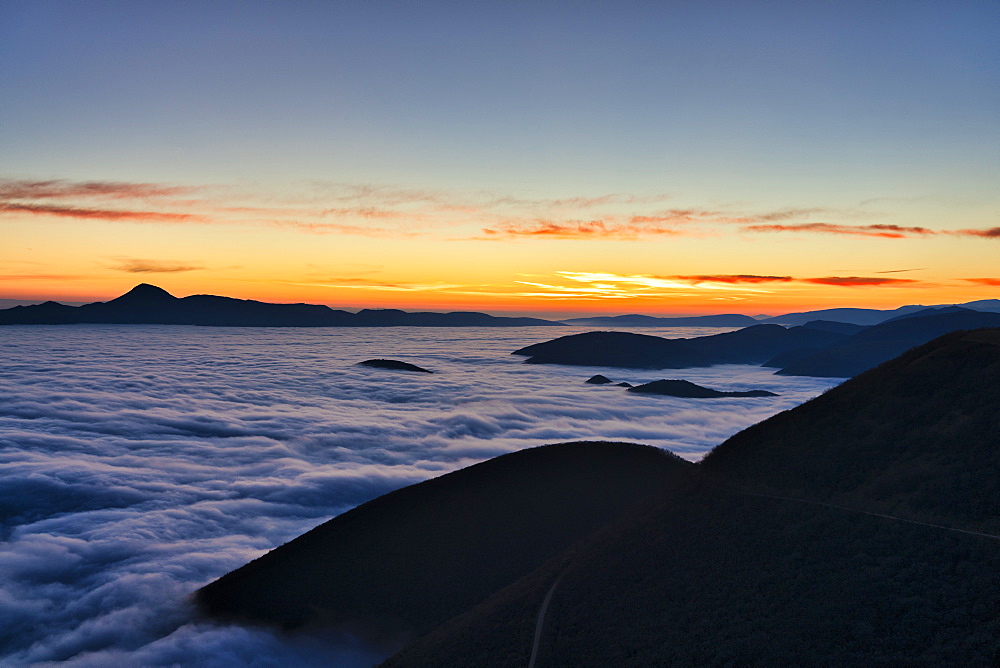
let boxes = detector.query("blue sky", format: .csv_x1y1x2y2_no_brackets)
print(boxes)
6,1,996,191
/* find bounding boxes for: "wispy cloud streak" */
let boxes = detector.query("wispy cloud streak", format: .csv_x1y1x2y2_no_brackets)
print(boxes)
482,220,684,239
111,259,206,274
953,227,1000,238
0,202,197,222
0,178,199,200
743,223,935,238
802,276,918,286
670,275,794,284
510,271,925,300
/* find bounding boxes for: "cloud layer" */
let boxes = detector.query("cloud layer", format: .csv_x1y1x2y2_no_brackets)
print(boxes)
0,324,839,664
4,177,997,244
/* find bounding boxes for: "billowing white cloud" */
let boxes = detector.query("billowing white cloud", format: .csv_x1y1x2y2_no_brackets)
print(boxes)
0,325,840,663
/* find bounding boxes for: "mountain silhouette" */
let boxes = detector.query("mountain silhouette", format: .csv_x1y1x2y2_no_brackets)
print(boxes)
512,310,1000,378
357,359,434,373
561,313,759,327
627,379,777,398
0,284,562,327
108,283,177,304
760,305,926,325
513,324,847,368
759,300,999,326
774,310,1000,376
879,305,974,323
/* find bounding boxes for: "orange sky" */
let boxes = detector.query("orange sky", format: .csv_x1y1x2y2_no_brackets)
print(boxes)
2,177,997,317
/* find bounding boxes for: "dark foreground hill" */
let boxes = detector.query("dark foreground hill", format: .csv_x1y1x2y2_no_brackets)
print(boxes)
0,284,561,327
384,328,1000,665
513,324,846,369
196,442,691,648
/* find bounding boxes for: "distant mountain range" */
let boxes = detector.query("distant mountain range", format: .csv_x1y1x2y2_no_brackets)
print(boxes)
198,328,1000,664
0,284,560,327
515,309,1000,377
769,309,1000,376
562,299,1000,327
758,299,1000,325
561,313,759,327
3,283,996,329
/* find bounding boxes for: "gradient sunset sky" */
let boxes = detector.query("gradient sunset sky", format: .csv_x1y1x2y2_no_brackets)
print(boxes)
2,0,997,316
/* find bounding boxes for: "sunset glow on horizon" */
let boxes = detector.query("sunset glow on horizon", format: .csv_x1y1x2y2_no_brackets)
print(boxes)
2,1,997,318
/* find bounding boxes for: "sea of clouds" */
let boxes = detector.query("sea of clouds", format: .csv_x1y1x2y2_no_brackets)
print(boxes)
0,324,841,665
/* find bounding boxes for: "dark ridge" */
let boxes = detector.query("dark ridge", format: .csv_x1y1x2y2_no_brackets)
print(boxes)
513,331,711,368
584,374,613,384
775,310,1000,377
627,379,777,398
761,305,926,326
879,305,974,323
560,313,758,327
0,284,564,327
0,301,77,324
960,298,1000,313
704,327,1000,526
799,319,866,335
384,328,1000,666
195,442,692,646
512,324,847,369
357,359,434,373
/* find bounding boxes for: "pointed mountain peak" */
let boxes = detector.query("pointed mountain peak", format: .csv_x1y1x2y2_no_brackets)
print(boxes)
109,283,178,303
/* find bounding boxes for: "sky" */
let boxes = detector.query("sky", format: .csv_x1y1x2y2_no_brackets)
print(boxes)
2,0,998,317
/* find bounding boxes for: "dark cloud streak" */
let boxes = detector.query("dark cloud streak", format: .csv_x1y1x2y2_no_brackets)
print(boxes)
0,179,198,200
670,275,794,284
953,227,1000,238
802,276,918,286
111,259,206,274
0,202,197,222
743,223,935,238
